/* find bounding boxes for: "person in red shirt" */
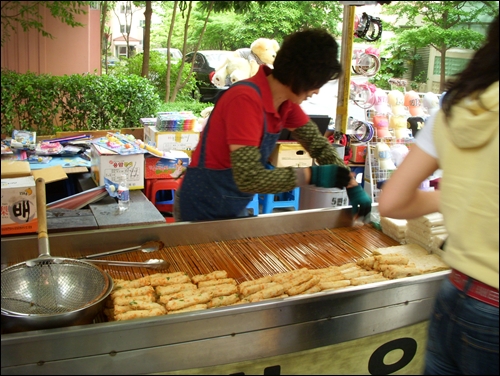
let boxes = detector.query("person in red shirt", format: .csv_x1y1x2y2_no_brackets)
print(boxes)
175,28,371,222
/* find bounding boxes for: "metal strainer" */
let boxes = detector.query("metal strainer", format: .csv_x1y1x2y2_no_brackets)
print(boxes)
1,178,110,316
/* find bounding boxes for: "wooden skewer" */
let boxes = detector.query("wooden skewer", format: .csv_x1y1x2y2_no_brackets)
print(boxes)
94,225,398,282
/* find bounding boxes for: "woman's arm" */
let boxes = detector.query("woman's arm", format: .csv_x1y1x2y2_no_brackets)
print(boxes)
230,145,298,194
378,145,440,219
291,120,345,167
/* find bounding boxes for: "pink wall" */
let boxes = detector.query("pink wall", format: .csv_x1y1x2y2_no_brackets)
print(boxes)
1,3,101,76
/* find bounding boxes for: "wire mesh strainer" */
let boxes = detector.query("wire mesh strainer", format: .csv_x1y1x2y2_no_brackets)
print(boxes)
1,178,110,316
1,258,110,315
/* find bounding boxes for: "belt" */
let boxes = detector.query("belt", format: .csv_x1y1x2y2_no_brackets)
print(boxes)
449,269,499,308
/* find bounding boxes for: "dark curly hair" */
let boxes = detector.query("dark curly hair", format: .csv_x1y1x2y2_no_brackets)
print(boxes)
272,28,342,95
442,14,499,119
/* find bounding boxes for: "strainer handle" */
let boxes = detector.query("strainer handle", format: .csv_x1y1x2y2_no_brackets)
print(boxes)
36,177,50,257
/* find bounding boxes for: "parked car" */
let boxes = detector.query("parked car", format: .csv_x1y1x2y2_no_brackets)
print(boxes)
102,56,120,68
152,48,183,64
183,50,233,102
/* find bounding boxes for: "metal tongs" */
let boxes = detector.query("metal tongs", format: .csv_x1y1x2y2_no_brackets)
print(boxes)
77,241,170,270
84,259,169,270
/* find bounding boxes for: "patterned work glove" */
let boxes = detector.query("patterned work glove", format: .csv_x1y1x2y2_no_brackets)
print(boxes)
310,165,351,188
346,185,372,217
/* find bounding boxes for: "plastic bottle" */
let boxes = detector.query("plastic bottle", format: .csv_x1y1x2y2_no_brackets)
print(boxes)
117,173,130,211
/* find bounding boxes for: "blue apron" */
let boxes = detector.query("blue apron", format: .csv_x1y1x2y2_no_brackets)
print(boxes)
178,81,281,221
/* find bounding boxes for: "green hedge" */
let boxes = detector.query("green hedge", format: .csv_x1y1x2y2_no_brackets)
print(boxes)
1,69,161,136
156,100,212,116
110,51,199,103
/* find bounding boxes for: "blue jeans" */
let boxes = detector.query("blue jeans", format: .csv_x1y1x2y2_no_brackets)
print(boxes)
424,277,499,375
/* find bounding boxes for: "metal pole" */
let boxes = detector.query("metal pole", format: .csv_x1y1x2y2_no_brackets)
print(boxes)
335,5,356,134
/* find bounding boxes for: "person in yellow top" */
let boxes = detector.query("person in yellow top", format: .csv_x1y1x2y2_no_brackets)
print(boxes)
379,15,498,376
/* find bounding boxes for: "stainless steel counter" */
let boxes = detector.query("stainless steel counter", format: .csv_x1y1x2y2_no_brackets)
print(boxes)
1,207,446,375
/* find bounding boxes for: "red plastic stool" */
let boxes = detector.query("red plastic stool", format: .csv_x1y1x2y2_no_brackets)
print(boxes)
149,178,182,213
144,179,155,199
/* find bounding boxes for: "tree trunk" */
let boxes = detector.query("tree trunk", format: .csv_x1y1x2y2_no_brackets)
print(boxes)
165,1,179,102
170,1,214,102
439,46,447,93
100,1,109,59
100,2,110,74
141,1,152,78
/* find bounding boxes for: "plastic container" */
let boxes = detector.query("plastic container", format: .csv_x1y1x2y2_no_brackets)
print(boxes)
117,173,130,211
299,186,348,210
331,144,345,160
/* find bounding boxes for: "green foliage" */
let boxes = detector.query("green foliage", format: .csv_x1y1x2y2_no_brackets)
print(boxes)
110,51,199,102
156,101,212,117
369,41,418,90
1,1,88,47
1,69,62,136
150,2,187,51
381,1,499,90
154,1,343,52
409,71,428,90
384,1,498,26
195,11,244,50
236,1,343,40
199,1,266,14
1,69,161,136
398,25,485,51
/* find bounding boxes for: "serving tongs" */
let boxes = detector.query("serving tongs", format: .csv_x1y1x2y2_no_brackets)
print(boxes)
84,258,170,270
78,240,164,259
77,241,169,270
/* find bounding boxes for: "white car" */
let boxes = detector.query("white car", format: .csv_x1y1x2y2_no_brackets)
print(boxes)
183,50,234,102
152,48,183,63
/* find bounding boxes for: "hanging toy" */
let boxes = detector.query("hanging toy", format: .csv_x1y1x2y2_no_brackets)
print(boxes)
407,116,425,138
390,143,410,167
422,92,440,115
375,142,396,170
389,114,408,140
387,90,406,116
373,113,391,139
368,88,389,115
404,90,425,117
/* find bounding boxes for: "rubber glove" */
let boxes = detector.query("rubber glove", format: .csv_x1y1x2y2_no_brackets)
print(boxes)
346,185,372,218
310,165,351,188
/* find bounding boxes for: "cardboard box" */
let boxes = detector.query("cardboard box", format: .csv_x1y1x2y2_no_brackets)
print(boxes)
1,176,37,235
90,144,144,189
1,161,31,178
144,126,199,156
269,142,313,168
1,161,68,235
1,161,68,183
144,156,190,179
349,143,367,163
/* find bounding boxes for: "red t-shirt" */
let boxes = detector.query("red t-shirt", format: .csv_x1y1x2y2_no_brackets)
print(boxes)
190,65,310,168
